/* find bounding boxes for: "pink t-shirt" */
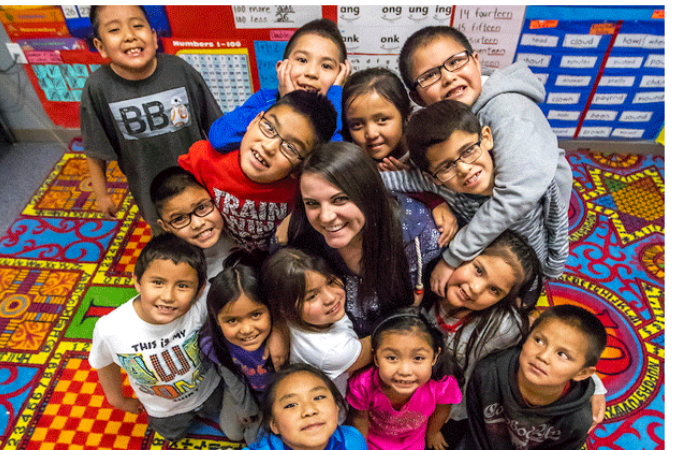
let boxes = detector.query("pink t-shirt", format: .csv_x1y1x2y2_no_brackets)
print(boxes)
347,366,461,450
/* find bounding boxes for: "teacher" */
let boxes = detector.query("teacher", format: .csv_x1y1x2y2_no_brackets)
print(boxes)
287,141,443,337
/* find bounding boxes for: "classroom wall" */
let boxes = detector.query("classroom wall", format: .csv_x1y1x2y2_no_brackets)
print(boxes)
0,5,664,148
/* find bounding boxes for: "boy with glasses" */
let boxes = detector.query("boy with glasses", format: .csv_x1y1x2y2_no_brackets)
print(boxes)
150,166,234,285
392,26,573,298
179,90,336,252
396,99,570,284
381,100,604,448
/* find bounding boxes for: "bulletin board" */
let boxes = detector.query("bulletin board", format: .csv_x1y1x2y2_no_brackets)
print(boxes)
0,4,665,141
515,14,664,140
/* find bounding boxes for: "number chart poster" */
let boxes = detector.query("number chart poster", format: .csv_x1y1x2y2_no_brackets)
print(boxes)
162,38,256,113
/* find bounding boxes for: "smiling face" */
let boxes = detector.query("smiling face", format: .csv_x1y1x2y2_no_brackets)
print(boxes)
300,172,366,251
426,128,495,196
300,271,346,329
346,91,405,161
93,5,158,80
518,318,595,394
285,33,342,95
133,259,201,325
240,105,317,184
444,254,519,317
216,293,271,351
409,36,481,107
269,371,340,450
157,186,224,249
374,330,438,402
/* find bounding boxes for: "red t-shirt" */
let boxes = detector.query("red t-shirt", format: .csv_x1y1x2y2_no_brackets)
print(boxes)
179,140,296,251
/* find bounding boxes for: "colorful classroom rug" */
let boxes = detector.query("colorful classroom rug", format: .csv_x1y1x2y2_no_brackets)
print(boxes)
0,138,664,450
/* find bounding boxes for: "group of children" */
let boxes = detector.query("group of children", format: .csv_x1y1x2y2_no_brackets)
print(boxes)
85,6,608,450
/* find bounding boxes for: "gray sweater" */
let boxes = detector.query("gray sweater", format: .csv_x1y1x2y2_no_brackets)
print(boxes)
381,62,572,278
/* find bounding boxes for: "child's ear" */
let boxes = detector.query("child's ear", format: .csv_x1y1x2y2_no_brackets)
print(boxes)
132,274,142,292
195,284,206,300
481,126,494,153
373,352,380,368
432,348,441,366
572,366,596,382
93,38,109,59
157,218,171,233
269,418,279,435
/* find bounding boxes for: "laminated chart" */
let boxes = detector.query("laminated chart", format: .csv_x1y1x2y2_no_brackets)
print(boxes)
515,17,664,140
338,5,525,74
162,39,255,113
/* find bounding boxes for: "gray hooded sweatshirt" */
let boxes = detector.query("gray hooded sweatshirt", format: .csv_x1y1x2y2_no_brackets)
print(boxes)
382,62,572,277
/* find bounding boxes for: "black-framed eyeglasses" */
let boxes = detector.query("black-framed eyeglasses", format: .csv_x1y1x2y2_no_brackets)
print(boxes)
414,51,473,89
164,200,216,229
259,114,305,161
429,136,482,182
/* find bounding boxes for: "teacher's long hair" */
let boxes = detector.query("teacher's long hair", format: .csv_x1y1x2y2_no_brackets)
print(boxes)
288,141,413,315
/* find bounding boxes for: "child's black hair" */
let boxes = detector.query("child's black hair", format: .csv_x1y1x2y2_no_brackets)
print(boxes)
283,18,347,63
89,5,150,40
342,67,412,158
268,90,337,146
150,166,207,217
405,99,482,172
446,230,542,377
288,142,414,317
260,363,346,433
203,249,271,385
261,247,341,331
372,307,455,381
399,25,473,91
530,305,607,367
133,233,207,292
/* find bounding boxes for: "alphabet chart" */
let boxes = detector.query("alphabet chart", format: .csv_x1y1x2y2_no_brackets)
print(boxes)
162,39,255,113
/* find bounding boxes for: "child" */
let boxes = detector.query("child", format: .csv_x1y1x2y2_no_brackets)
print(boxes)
347,309,462,450
426,231,607,448
150,166,234,283
342,68,458,245
245,363,367,450
179,90,337,251
261,248,372,395
382,100,571,290
286,141,444,337
462,304,608,450
88,233,222,443
81,5,222,232
199,251,273,444
342,67,412,171
209,18,350,153
396,26,573,295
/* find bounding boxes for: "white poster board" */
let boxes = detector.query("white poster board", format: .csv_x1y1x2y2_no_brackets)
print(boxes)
338,5,526,73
